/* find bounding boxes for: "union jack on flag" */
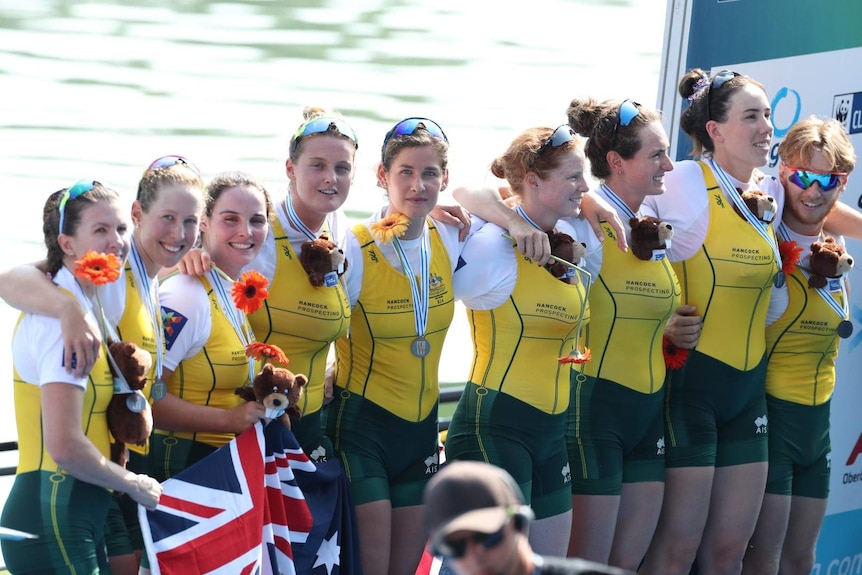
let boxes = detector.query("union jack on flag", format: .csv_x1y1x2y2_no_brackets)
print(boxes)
139,420,363,574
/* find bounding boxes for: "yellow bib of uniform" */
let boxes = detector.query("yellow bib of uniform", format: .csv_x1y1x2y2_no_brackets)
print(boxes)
582,221,680,393
766,265,844,404
468,246,588,415
672,162,778,370
116,263,159,454
157,275,248,447
13,314,114,474
248,218,350,417
335,221,454,421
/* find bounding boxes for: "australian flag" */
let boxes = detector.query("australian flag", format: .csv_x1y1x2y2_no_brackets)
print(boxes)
139,420,363,575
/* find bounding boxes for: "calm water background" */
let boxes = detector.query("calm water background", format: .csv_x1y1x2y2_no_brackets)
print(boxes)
0,0,665,557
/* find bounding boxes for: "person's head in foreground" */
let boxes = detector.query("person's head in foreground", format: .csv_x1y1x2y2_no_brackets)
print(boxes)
423,461,634,575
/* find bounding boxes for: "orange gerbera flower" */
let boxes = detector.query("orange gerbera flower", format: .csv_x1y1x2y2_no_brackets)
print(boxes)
779,240,803,276
246,341,289,365
73,251,122,286
558,347,591,365
662,336,689,370
369,212,410,244
231,270,269,315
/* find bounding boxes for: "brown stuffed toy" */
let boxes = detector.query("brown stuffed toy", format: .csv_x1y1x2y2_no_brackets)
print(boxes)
544,231,587,283
235,363,308,427
106,340,153,466
733,189,776,223
629,216,674,261
808,236,854,289
299,233,348,287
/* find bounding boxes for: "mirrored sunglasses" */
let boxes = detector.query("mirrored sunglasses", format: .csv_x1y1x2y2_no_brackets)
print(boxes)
611,99,640,147
785,165,846,192
381,117,448,158
706,69,741,121
58,180,98,235
537,124,576,157
433,525,506,559
291,116,359,155
144,155,201,177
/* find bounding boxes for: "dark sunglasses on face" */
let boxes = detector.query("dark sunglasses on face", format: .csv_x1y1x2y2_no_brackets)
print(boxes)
291,116,359,155
381,117,449,159
785,165,847,192
433,524,507,559
58,180,98,235
706,69,741,121
144,155,201,177
537,124,576,157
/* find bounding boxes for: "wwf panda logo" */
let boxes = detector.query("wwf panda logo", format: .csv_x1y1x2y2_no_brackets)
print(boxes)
834,96,851,129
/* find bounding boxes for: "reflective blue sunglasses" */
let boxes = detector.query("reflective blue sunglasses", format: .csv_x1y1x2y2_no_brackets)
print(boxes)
58,180,98,235
785,165,846,192
706,70,741,121
381,117,449,159
611,99,640,147
290,116,359,155
433,524,506,559
537,124,576,156
144,155,201,177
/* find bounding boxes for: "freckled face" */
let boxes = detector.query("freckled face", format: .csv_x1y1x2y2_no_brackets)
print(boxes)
535,146,589,221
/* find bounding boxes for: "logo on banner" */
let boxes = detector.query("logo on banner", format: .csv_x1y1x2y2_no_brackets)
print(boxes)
833,92,862,134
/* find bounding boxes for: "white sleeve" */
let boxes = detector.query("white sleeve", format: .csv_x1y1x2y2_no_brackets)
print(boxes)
453,220,517,309
13,314,88,389
642,160,710,262
159,275,212,371
430,217,465,270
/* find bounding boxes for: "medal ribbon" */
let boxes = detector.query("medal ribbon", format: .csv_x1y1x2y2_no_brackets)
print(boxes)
600,184,639,220
129,236,164,382
391,219,430,342
707,158,782,270
209,268,256,383
285,190,324,241
777,224,849,321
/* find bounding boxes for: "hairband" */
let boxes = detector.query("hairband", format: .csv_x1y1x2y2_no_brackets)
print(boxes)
688,73,709,101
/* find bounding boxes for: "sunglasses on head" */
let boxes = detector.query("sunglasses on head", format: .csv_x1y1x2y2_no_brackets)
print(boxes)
381,117,449,159
144,155,201,177
433,524,506,559
537,124,576,157
291,116,359,155
706,70,741,121
784,165,847,192
611,99,640,147
58,180,98,235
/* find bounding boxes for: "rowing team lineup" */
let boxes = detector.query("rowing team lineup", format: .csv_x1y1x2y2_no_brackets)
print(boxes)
0,66,857,575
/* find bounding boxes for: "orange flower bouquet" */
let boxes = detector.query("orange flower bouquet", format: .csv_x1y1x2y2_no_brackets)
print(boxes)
370,212,410,244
